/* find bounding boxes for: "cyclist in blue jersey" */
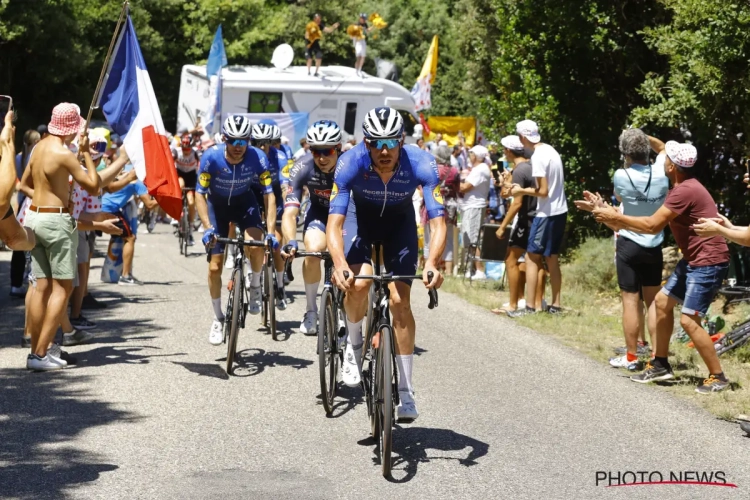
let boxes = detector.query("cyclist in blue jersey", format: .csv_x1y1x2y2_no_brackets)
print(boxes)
250,123,288,309
281,120,341,335
196,116,279,345
327,107,446,422
270,125,295,192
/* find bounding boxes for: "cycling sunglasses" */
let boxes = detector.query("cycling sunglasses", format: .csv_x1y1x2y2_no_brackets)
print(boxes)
366,138,400,150
227,139,248,147
311,147,337,157
251,139,270,147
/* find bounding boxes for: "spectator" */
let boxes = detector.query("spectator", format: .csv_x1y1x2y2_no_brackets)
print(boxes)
422,145,460,274
9,129,40,297
0,110,35,252
36,124,49,139
351,14,372,77
305,13,340,77
24,103,100,371
493,135,542,316
101,167,159,285
451,145,466,170
294,137,309,160
459,145,491,280
510,119,568,314
577,129,669,370
593,140,731,393
416,138,426,150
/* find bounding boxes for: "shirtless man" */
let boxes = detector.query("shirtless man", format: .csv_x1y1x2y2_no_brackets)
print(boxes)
0,110,35,250
24,103,112,371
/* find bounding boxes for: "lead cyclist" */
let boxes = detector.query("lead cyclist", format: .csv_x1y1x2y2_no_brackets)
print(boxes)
326,107,446,422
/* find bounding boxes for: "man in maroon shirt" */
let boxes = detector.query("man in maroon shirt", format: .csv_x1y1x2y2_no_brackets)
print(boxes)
593,140,730,394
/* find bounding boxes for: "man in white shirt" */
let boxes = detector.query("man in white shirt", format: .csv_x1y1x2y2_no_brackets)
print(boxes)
510,120,568,314
459,145,491,280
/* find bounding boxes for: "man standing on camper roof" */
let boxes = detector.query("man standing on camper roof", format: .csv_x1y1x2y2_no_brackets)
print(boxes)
305,13,340,77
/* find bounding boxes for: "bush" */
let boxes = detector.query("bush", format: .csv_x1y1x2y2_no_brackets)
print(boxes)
562,237,618,296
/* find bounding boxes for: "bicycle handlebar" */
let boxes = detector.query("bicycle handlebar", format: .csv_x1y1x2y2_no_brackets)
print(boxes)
344,271,439,310
283,251,331,282
215,237,267,248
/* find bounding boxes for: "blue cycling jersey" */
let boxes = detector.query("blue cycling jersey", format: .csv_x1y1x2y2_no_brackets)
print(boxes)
329,141,445,219
196,144,273,199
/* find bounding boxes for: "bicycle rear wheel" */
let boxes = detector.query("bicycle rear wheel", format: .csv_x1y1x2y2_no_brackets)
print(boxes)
377,324,394,478
225,268,242,375
181,212,189,257
318,289,337,414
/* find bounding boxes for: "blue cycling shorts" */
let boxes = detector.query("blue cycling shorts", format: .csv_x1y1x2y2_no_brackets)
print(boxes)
207,192,263,255
303,204,327,234
342,200,418,285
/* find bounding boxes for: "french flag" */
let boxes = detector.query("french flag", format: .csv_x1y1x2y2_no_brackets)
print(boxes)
99,15,181,219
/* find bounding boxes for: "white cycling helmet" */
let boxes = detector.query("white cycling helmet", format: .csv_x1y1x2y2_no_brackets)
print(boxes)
251,123,274,141
270,125,282,141
362,106,404,139
306,120,342,147
222,115,252,139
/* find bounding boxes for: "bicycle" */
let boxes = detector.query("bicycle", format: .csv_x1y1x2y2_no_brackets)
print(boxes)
349,244,438,478
216,235,275,374
177,187,192,257
285,250,345,415
715,317,750,356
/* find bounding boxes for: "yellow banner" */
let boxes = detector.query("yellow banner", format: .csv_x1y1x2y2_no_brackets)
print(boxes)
418,35,438,84
424,116,476,147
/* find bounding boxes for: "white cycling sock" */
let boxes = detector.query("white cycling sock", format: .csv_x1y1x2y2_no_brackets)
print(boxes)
396,354,413,394
251,271,261,288
212,298,224,321
275,269,284,288
305,282,319,313
346,317,363,348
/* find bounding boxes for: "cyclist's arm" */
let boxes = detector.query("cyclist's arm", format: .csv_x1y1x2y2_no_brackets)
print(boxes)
326,213,347,269
419,156,447,267
195,154,213,230
264,192,276,230
281,206,299,245
196,193,211,230
281,166,305,245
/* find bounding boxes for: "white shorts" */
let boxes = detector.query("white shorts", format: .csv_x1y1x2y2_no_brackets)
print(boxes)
354,40,366,57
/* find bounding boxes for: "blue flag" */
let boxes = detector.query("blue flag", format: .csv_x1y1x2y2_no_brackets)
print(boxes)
205,25,228,135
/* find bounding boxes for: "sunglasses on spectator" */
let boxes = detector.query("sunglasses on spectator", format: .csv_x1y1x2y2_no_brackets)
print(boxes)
228,139,248,147
366,138,400,150
311,147,337,157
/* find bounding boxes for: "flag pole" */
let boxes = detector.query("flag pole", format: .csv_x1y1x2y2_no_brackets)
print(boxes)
85,0,129,132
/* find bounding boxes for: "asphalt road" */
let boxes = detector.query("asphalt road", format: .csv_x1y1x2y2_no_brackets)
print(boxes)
2,224,750,500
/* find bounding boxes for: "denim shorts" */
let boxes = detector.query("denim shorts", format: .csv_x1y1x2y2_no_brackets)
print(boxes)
661,259,729,317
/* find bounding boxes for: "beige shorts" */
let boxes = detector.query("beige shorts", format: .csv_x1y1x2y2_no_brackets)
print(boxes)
25,211,78,280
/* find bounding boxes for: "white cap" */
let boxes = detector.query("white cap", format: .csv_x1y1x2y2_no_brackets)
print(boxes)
438,140,448,146
500,135,524,151
469,145,489,160
665,140,697,168
516,119,541,143
281,135,290,145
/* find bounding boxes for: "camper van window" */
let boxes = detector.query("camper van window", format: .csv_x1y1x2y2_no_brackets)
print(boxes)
247,92,283,113
397,110,417,136
344,102,358,135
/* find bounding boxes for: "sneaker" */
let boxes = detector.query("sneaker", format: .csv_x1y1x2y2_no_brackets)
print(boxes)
147,220,157,233
248,286,262,315
630,362,674,384
695,375,729,394
506,307,536,318
502,299,526,310
198,224,205,234
342,343,361,387
70,316,97,330
614,342,651,356
300,311,318,336
546,305,563,314
26,353,66,371
82,294,108,310
283,271,291,286
471,271,487,281
21,335,31,348
464,270,472,279
209,319,224,345
225,253,236,269
170,218,179,227
397,391,419,422
188,235,195,246
9,286,26,298
54,347,77,366
609,355,642,371
118,274,143,286
275,287,287,310
63,329,96,347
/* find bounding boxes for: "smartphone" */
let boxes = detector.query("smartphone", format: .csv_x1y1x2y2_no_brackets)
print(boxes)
0,95,14,122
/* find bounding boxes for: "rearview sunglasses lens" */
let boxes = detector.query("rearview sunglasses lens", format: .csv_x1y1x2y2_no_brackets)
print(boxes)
230,139,248,147
311,148,336,157
368,139,399,149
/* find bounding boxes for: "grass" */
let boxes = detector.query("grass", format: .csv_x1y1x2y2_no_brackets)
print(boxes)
441,263,750,421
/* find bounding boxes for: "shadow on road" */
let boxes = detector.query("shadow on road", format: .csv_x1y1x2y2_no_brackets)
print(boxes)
315,384,364,418
0,368,138,499
172,361,230,380
358,426,489,483
217,348,313,377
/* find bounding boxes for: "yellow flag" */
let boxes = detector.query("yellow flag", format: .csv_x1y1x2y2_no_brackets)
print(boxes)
418,35,438,84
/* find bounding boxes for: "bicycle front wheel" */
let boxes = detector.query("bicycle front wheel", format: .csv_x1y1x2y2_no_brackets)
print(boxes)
181,213,189,257
225,268,242,375
378,324,394,478
318,289,337,414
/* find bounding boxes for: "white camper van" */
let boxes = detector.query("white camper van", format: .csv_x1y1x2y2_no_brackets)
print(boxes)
176,65,419,142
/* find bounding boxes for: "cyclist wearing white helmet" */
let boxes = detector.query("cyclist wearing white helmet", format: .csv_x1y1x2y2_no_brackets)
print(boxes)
281,120,342,335
250,123,289,309
327,106,446,422
196,115,279,345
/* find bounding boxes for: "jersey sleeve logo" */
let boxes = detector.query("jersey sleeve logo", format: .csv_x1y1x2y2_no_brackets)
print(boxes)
282,163,291,177
330,182,339,201
199,173,211,188
259,170,272,187
432,185,444,204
